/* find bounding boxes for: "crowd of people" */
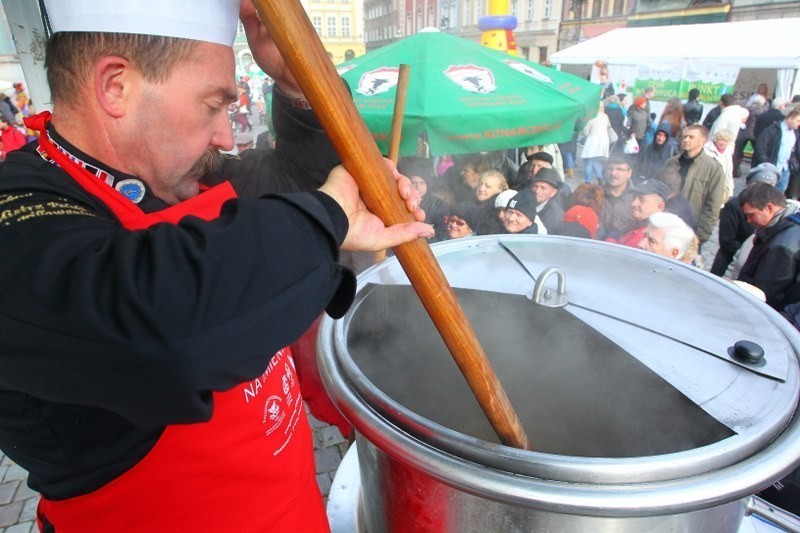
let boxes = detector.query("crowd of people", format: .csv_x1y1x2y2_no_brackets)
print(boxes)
392,86,800,323
0,83,33,160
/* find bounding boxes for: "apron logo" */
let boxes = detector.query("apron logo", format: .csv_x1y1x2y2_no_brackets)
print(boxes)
115,179,146,204
263,395,285,436
444,65,497,94
357,66,399,96
503,59,553,83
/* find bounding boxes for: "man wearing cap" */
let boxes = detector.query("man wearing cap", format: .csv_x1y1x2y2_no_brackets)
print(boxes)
0,1,432,532
502,188,541,234
606,179,670,247
596,155,637,240
528,167,565,234
710,163,781,276
737,182,800,311
665,124,726,244
516,150,553,185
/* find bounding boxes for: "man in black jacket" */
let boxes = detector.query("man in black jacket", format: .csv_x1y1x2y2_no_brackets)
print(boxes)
753,107,800,193
682,88,703,125
753,97,789,140
0,1,431,531
710,163,780,276
737,182,800,311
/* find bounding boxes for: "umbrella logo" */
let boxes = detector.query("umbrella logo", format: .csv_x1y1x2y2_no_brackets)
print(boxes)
356,66,399,96
444,65,497,94
503,60,553,84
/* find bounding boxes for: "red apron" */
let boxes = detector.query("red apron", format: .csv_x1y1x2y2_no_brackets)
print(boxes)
26,113,329,533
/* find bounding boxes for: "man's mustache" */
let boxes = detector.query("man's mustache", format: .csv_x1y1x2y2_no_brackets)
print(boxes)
188,149,223,178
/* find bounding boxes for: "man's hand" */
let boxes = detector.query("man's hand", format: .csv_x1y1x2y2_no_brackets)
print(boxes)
318,161,433,252
239,0,303,96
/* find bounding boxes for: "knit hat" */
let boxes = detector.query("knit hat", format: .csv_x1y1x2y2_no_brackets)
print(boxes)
745,163,780,187
495,189,518,209
563,205,599,239
448,202,481,231
529,167,562,190
505,188,538,221
45,0,241,47
634,96,647,108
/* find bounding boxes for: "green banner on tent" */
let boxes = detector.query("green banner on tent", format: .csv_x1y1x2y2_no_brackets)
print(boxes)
634,62,739,103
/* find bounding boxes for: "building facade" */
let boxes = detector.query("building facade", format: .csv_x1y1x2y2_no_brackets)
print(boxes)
365,0,403,51
729,0,800,21
557,0,634,51
510,0,563,63
234,0,365,72
626,0,731,28
304,0,366,63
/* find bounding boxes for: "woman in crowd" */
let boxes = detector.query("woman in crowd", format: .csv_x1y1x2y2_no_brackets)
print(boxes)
657,97,686,145
580,101,612,184
474,170,509,235
451,154,492,202
605,95,626,152
704,130,735,203
444,202,481,240
627,96,652,151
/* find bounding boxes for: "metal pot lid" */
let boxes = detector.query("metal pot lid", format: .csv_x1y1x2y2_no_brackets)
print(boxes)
327,235,800,484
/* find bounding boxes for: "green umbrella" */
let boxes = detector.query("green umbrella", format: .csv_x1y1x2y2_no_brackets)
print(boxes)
336,29,601,157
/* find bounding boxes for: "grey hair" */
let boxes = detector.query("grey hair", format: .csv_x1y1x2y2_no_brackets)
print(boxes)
712,130,733,143
648,212,695,259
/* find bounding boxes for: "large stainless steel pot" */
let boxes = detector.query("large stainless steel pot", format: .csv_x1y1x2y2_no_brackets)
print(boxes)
318,236,800,532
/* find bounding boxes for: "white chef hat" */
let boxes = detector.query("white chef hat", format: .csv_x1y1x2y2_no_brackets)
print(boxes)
45,0,241,47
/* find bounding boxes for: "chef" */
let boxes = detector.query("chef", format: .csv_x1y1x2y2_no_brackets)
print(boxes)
0,1,431,531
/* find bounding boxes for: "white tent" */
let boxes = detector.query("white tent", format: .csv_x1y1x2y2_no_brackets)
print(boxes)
551,18,800,99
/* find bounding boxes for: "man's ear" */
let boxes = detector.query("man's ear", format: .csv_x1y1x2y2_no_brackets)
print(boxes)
94,56,136,118
670,247,681,259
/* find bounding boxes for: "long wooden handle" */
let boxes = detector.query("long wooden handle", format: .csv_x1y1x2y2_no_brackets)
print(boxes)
253,0,531,450
387,64,410,164
374,64,410,264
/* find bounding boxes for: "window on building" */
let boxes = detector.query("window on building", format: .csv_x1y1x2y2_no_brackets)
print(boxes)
539,46,548,63
526,0,534,21
327,16,336,37
544,0,552,18
613,0,625,14
345,49,355,60
312,15,323,35
511,0,518,17
592,0,602,17
342,16,351,37
429,6,435,27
